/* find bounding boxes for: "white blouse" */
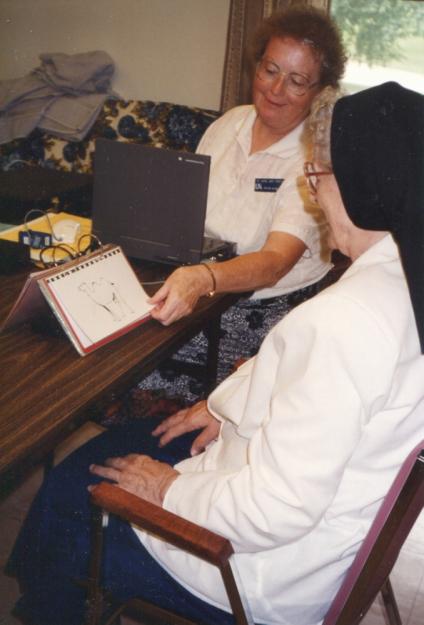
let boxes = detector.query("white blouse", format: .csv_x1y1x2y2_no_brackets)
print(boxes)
198,105,331,298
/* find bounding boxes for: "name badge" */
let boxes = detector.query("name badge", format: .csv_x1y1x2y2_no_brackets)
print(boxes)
254,178,284,192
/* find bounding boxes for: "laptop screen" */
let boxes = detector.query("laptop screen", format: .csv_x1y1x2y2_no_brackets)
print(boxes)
92,139,211,265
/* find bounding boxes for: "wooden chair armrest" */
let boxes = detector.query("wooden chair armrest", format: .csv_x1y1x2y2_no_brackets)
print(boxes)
90,482,234,568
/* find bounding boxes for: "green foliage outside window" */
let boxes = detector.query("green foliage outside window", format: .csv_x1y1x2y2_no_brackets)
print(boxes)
331,0,424,66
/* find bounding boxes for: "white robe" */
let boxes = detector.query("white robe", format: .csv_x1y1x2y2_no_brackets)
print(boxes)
136,234,424,625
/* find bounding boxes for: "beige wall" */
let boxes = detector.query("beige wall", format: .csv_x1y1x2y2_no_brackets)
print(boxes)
0,0,230,110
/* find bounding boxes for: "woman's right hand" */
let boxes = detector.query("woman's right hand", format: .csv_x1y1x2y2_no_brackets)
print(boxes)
152,400,221,456
148,264,215,326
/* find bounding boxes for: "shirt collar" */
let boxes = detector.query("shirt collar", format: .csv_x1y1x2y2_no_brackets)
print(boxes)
235,106,305,158
342,234,398,279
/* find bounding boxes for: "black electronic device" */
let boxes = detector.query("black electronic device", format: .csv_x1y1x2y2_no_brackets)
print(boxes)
92,139,235,265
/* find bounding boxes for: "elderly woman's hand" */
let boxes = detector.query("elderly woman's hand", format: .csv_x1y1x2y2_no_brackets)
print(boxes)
152,400,221,456
148,265,214,325
89,455,178,506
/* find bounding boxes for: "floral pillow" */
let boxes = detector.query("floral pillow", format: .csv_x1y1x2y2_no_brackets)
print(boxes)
0,99,220,174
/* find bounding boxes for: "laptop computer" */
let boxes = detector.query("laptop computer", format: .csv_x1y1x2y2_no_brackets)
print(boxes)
91,139,235,265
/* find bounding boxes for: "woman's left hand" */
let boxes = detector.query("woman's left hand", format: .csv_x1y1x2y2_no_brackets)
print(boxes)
149,265,213,325
89,455,179,506
152,400,221,455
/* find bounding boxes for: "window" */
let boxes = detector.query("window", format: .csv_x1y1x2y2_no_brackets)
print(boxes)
330,0,424,94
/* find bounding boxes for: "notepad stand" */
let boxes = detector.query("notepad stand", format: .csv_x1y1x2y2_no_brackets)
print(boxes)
1,244,154,356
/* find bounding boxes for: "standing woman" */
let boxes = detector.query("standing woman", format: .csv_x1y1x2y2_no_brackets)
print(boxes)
140,5,347,400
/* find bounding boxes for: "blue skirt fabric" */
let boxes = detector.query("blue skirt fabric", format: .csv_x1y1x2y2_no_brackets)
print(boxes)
6,418,245,625
138,282,323,404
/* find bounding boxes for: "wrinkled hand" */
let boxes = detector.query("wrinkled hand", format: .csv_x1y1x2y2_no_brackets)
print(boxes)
149,265,213,325
89,454,178,506
152,400,221,456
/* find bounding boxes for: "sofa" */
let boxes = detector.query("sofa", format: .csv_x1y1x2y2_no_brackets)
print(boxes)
0,99,221,222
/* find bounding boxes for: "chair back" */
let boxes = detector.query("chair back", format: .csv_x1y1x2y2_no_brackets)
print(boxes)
323,440,424,625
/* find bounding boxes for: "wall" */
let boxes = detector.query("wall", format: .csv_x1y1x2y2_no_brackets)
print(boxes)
0,0,230,110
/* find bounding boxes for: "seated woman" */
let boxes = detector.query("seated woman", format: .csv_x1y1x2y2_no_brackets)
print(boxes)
135,5,347,400
8,81,424,625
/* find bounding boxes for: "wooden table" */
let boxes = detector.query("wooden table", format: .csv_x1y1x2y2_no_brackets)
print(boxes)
0,261,239,492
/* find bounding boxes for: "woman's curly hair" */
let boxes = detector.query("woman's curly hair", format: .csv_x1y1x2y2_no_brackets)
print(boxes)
251,5,347,88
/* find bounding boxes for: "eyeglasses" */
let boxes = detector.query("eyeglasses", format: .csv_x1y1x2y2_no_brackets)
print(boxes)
304,161,333,193
256,58,319,97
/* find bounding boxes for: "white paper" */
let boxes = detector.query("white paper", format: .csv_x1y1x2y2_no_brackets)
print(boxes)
44,247,153,347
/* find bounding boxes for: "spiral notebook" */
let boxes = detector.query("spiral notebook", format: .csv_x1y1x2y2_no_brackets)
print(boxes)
1,244,153,355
